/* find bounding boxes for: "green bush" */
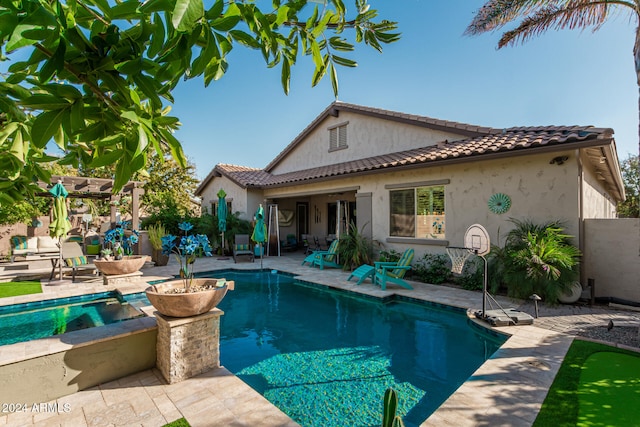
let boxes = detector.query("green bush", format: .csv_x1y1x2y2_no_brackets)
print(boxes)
455,257,484,291
378,249,402,263
338,223,373,270
413,253,450,284
489,219,580,303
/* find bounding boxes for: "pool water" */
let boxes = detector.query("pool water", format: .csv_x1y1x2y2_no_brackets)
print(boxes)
0,292,144,346
211,270,506,427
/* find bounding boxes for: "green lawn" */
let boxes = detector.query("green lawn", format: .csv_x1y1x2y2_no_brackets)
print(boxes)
0,281,42,298
534,339,640,426
163,418,190,427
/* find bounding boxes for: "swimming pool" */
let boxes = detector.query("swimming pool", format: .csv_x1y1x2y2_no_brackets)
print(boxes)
209,270,506,427
0,292,145,346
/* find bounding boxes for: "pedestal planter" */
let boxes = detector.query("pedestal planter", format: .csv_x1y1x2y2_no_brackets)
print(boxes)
145,279,229,318
152,248,169,266
558,281,583,304
94,255,148,276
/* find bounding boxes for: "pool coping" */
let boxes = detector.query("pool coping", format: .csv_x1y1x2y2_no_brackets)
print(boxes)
0,255,580,426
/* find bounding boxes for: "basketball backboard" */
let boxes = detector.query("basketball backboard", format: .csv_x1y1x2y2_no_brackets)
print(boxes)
464,224,490,256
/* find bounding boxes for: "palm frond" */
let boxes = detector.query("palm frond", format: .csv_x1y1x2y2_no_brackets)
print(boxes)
498,2,611,47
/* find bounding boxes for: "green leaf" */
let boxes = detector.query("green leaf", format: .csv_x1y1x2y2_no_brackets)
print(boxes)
89,149,124,168
39,40,67,84
148,13,165,58
275,5,290,26
0,122,19,146
331,55,357,67
31,109,66,148
205,0,224,19
329,62,338,98
190,29,218,77
140,0,173,14
172,0,204,32
210,14,241,32
133,74,162,110
280,57,290,95
70,100,84,132
21,94,70,110
229,30,259,48
111,0,140,20
9,130,27,163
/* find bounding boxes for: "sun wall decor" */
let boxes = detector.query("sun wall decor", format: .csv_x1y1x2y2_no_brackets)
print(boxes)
488,193,511,214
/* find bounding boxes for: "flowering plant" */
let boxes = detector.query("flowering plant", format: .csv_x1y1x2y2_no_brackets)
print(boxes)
162,221,213,291
104,226,139,258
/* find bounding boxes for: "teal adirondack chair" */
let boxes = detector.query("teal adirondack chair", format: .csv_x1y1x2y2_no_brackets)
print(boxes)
302,239,340,269
374,248,414,290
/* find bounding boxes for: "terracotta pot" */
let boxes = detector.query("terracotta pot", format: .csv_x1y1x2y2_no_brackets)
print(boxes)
145,279,228,318
94,255,148,275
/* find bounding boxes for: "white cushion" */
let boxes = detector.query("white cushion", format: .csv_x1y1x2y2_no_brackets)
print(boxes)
27,237,39,250
38,236,59,249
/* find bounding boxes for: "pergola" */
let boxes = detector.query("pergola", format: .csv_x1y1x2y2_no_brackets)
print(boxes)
36,175,145,230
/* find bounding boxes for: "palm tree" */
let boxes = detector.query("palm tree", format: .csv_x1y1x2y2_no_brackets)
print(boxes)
465,1,640,154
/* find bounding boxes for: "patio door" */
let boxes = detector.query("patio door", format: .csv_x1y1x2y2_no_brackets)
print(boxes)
296,202,308,242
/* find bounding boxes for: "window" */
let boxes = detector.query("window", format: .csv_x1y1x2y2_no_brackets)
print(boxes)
329,123,348,151
390,185,445,239
211,200,232,216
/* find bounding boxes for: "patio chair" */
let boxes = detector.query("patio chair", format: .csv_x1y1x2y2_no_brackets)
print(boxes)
374,248,414,290
233,234,254,263
302,239,341,270
59,242,99,282
280,234,298,252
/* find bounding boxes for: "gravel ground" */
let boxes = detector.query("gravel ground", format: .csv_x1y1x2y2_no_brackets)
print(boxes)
514,300,640,350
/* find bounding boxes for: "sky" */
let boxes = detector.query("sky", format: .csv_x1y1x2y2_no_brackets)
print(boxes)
169,1,639,181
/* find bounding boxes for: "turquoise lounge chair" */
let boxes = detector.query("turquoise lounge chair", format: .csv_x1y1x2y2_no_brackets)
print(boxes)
348,264,376,285
302,239,340,269
374,249,414,290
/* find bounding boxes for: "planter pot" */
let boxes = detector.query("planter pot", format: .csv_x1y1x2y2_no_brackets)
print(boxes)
145,279,228,318
558,281,583,304
152,249,169,266
94,255,148,276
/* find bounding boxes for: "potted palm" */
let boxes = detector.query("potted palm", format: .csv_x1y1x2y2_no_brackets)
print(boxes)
148,223,169,266
145,221,232,317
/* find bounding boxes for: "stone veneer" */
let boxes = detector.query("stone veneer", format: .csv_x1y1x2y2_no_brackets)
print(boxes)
155,308,224,384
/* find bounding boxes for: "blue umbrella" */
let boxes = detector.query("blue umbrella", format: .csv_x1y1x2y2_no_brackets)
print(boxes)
217,189,227,253
251,204,268,267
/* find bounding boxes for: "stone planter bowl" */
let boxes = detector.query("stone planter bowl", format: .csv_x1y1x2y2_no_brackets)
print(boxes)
145,279,228,318
94,255,148,276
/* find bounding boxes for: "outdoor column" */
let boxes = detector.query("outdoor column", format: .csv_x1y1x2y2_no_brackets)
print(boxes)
155,308,224,384
131,186,143,230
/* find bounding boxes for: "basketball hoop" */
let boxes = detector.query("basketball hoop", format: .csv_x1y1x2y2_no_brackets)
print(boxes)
446,247,472,274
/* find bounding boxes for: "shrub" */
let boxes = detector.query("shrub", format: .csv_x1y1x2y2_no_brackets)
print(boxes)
455,257,484,291
338,223,373,271
378,248,402,263
413,253,450,284
489,219,581,303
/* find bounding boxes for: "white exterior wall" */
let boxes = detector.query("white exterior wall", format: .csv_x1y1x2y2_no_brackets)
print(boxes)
271,112,467,174
584,219,640,303
581,153,617,219
198,176,248,219
265,151,581,260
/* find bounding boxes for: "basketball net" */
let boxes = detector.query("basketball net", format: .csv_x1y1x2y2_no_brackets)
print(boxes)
446,247,472,274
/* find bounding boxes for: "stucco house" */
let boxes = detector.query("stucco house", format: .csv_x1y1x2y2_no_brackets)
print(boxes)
196,102,625,267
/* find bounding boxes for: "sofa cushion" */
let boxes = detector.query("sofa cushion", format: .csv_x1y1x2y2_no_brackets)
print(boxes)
37,236,59,249
11,236,28,250
65,256,88,267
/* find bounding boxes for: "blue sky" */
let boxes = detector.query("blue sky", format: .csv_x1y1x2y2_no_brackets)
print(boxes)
170,1,639,180
170,1,638,180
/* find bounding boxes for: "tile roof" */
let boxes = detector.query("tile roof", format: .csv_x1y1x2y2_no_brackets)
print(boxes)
195,102,619,200
211,124,613,189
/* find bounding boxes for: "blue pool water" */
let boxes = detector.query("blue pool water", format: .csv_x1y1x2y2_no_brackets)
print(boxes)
0,292,144,346
207,270,506,427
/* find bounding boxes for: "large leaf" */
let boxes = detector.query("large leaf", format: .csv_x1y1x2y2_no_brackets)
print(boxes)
172,0,204,32
31,109,66,148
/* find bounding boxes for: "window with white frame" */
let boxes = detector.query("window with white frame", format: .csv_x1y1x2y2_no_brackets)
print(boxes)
389,185,445,239
328,123,348,151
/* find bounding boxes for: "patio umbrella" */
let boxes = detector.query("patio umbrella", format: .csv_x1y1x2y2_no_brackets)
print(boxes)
251,204,268,268
217,189,227,255
48,182,71,280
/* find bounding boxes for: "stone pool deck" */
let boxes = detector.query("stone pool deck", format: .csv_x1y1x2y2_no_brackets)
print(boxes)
1,253,639,426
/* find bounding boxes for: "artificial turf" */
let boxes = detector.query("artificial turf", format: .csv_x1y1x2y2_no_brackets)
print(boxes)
0,281,42,298
163,418,190,427
533,339,640,427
